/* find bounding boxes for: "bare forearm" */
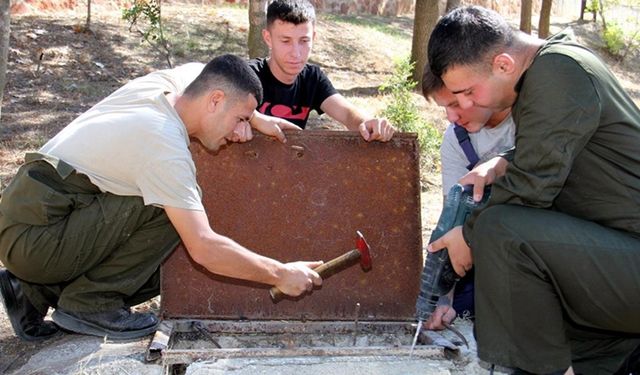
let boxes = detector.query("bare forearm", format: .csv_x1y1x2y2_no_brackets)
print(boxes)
190,232,283,286
165,206,322,296
343,109,368,131
321,94,367,131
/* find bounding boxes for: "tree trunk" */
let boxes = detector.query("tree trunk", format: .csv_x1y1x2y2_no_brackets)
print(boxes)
0,0,9,121
598,0,607,30
538,0,552,39
248,0,269,59
86,0,91,30
445,0,461,14
520,0,532,34
410,0,439,84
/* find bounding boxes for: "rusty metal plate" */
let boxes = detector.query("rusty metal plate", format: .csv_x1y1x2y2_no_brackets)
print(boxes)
161,131,423,321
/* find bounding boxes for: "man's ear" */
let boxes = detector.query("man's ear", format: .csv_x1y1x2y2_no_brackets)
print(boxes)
208,90,225,113
262,29,272,49
492,53,516,75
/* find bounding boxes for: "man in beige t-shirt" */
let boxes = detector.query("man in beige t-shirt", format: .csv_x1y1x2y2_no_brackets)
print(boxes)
0,54,322,341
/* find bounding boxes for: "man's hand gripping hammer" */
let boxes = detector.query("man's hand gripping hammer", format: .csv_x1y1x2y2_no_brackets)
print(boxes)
269,231,372,302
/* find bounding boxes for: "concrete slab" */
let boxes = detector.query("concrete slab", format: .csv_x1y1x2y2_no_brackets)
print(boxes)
12,334,162,375
178,319,499,375
5,319,511,375
184,356,455,375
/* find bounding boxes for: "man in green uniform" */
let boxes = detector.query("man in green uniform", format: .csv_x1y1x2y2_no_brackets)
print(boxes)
426,6,640,374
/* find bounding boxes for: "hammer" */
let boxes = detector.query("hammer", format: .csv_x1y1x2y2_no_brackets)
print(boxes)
269,231,372,302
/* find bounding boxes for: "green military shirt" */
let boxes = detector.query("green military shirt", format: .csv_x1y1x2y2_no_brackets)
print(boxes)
463,30,640,241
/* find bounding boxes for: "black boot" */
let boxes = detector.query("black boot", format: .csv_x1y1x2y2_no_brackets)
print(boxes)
0,269,60,341
52,306,158,340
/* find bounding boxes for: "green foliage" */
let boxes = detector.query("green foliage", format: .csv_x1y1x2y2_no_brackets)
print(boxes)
588,0,640,59
123,0,161,40
379,57,441,168
603,21,626,55
122,0,173,67
584,0,601,13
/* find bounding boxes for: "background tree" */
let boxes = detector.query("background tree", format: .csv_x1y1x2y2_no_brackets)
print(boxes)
445,0,461,14
520,0,532,34
86,0,91,30
581,0,598,21
538,0,553,38
596,0,608,29
0,0,9,120
248,0,269,59
410,0,439,84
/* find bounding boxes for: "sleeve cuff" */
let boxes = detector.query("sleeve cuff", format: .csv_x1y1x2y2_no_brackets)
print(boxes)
498,147,515,162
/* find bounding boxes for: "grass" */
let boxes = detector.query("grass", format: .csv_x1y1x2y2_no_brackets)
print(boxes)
323,13,413,40
164,6,249,60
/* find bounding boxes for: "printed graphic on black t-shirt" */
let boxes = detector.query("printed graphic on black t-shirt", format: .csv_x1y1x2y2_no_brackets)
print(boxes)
257,102,311,122
249,58,337,129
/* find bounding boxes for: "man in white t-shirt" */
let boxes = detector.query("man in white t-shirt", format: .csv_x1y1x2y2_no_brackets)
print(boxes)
0,55,322,341
419,64,515,329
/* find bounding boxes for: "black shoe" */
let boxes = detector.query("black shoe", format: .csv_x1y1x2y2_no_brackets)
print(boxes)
52,307,158,340
0,269,60,341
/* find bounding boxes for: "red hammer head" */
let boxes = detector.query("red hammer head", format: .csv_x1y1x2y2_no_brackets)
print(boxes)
356,230,372,271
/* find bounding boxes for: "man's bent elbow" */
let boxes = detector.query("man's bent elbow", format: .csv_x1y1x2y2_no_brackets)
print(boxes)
182,236,213,268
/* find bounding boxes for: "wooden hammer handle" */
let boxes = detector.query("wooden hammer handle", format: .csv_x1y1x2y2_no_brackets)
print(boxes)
313,249,360,277
269,249,360,302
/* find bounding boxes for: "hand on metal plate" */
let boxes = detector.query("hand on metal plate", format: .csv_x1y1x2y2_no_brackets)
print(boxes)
359,118,395,142
230,121,254,143
250,111,302,143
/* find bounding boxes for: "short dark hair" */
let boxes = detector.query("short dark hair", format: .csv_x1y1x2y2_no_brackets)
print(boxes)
428,5,514,77
267,0,316,27
421,62,445,99
184,54,263,104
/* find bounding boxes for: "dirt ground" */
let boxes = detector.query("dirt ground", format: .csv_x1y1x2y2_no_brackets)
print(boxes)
1,3,639,374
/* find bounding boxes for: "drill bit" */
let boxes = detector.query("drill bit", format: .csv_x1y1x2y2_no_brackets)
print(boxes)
352,302,361,346
409,320,423,357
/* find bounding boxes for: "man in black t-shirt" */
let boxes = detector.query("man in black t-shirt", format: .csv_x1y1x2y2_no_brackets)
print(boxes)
248,0,395,142
248,58,335,129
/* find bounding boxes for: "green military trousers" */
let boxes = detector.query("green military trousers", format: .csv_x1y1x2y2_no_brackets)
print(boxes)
472,205,640,375
0,153,180,313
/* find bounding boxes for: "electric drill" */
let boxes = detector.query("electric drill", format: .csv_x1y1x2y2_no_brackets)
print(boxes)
415,183,491,322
